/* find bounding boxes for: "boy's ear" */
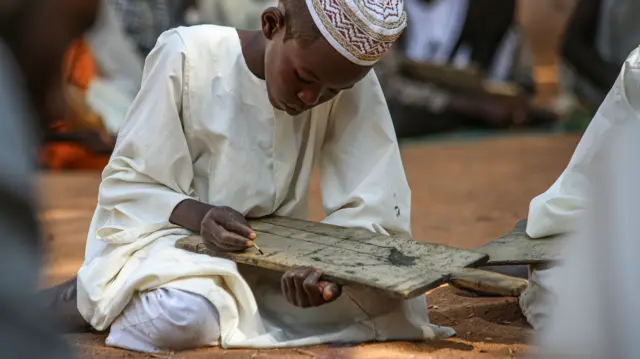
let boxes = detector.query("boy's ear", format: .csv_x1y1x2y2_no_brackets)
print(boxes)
262,7,285,41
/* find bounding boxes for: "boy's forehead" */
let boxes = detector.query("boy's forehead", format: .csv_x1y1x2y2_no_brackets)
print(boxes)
290,36,370,88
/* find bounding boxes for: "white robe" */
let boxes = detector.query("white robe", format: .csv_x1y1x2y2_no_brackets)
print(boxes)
521,46,640,329
77,25,453,349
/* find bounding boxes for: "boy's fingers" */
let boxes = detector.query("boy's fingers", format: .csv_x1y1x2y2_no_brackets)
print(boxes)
221,217,256,239
303,271,323,306
218,231,253,250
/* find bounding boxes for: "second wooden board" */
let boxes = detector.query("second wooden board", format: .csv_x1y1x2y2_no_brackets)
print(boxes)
449,268,529,297
476,219,566,265
176,216,489,299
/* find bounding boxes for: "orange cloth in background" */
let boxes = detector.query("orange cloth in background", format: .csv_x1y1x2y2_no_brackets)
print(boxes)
63,38,97,93
41,144,110,171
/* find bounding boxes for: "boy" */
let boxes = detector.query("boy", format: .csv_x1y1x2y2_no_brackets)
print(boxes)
53,0,455,352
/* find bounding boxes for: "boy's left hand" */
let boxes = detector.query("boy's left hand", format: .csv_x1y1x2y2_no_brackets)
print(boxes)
281,267,341,308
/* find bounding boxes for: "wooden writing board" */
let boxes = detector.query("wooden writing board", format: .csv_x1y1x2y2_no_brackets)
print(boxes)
176,216,488,299
475,219,566,265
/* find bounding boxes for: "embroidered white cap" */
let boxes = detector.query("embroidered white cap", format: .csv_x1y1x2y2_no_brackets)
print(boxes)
305,0,407,66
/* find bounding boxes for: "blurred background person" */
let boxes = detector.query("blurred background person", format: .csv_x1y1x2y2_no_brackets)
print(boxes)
558,0,640,117
0,0,99,357
110,0,196,58
40,1,133,172
39,0,281,172
41,0,198,171
194,0,277,31
376,0,558,139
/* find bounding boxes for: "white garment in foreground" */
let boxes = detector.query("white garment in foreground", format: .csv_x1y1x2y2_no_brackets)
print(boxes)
521,46,640,329
77,25,453,350
536,107,640,359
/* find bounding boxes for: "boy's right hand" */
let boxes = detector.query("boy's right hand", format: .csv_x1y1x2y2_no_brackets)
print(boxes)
200,206,256,252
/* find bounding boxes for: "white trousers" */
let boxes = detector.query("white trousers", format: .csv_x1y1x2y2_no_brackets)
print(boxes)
106,288,221,353
519,265,557,330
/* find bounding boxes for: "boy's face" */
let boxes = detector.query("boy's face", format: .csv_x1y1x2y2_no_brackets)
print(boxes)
263,24,371,116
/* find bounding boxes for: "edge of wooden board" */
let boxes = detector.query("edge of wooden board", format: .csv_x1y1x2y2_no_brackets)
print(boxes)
476,219,565,265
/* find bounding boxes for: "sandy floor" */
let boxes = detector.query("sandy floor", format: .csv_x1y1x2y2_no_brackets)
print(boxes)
40,133,580,359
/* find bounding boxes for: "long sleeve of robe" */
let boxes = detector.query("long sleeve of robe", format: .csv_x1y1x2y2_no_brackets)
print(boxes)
96,31,194,230
77,25,452,349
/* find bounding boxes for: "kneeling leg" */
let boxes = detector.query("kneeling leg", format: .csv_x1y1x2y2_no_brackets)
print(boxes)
106,288,220,352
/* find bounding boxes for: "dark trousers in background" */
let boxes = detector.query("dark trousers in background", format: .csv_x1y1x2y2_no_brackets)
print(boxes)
388,101,558,140
388,102,492,139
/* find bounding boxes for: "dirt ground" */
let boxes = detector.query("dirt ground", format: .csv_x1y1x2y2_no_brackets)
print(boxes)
41,133,581,359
